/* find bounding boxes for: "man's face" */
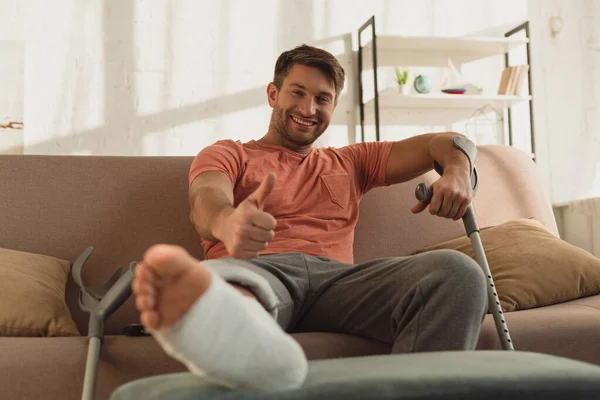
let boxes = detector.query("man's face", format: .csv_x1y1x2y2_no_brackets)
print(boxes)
267,64,337,148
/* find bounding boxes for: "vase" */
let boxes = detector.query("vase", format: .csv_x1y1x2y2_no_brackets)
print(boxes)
398,83,411,95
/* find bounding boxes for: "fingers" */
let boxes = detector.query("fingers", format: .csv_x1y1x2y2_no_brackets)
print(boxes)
449,200,461,220
228,219,275,259
251,209,277,230
248,225,275,242
233,240,269,260
428,190,443,216
225,197,277,259
248,172,277,209
436,193,453,217
243,238,270,253
239,225,273,252
428,189,470,219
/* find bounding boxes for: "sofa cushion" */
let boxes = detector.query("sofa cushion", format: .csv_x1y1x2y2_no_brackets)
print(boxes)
413,218,600,312
0,247,79,336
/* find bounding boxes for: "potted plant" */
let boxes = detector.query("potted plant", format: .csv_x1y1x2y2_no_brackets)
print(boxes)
395,67,410,95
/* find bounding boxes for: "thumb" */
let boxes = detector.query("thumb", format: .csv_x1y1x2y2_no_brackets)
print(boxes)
248,172,276,209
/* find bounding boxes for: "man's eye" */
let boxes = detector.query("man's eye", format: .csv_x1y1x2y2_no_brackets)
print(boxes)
293,91,303,95
318,97,330,103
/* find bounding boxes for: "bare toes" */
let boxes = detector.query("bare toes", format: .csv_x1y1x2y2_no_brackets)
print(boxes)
134,244,213,331
142,244,196,281
136,263,157,282
136,294,155,311
141,311,160,330
133,280,155,297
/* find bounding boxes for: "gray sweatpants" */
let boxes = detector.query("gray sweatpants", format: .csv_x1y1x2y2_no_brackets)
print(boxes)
203,250,488,353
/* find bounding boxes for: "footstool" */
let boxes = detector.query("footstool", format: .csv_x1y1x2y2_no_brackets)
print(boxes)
109,351,600,400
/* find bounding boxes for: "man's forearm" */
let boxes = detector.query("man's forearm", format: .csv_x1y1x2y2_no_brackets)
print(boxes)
190,187,234,242
428,132,471,177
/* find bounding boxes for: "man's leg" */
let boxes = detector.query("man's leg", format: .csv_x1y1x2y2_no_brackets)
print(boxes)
293,250,488,353
206,252,312,332
132,244,308,391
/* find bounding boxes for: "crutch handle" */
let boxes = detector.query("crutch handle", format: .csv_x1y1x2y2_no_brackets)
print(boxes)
415,183,434,204
416,183,480,236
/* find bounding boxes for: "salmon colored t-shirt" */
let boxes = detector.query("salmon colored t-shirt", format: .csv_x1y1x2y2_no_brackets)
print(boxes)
189,139,393,264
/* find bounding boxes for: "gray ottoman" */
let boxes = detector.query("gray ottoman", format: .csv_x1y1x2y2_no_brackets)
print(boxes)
110,351,600,400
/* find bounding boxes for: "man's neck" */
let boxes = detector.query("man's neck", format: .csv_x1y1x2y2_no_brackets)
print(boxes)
258,131,313,155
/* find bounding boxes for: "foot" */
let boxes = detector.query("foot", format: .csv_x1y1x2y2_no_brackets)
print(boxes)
131,244,308,391
132,244,211,330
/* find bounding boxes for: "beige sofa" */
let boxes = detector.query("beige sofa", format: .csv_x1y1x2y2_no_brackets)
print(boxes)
1,144,599,400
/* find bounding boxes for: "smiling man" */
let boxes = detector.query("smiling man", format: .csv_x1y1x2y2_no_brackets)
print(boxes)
131,44,487,392
265,55,338,151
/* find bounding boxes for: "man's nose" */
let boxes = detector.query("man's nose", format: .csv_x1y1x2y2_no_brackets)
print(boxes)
299,98,316,116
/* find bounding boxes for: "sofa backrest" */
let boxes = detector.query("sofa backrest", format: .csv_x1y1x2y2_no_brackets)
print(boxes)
0,145,557,335
0,155,203,334
353,145,558,263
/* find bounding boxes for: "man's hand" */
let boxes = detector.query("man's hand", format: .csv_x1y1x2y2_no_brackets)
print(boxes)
411,167,472,220
215,173,278,259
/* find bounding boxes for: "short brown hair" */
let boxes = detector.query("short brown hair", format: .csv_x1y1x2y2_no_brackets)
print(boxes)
273,44,345,99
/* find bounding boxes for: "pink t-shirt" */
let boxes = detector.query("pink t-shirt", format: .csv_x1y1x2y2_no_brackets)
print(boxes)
189,139,393,264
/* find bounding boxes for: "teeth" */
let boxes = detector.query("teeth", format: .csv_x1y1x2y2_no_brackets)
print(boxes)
291,116,315,126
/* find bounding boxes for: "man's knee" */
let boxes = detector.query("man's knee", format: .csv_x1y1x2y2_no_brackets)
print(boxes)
422,249,487,301
429,249,483,279
439,249,487,310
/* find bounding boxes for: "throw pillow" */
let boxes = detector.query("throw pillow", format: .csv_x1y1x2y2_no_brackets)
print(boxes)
413,218,600,312
0,247,80,336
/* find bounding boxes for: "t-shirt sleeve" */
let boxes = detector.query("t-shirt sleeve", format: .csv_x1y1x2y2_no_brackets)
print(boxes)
188,140,245,187
339,141,393,195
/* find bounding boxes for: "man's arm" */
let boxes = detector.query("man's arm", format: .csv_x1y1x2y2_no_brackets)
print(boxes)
188,171,235,242
385,132,472,220
384,132,470,185
189,170,277,259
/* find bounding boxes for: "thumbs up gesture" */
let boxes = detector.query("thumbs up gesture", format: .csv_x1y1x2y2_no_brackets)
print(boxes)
219,173,278,259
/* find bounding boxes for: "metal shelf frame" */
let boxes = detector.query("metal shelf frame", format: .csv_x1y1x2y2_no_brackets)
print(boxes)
357,16,535,160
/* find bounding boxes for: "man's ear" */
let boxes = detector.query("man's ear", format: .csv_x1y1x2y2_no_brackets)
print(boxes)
266,82,278,108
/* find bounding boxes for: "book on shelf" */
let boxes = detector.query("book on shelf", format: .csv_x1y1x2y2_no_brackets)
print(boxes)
497,65,529,95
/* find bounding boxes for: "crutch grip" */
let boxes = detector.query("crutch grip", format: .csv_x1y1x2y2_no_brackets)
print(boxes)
415,183,433,204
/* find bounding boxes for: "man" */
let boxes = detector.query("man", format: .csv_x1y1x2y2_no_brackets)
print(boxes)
132,44,487,392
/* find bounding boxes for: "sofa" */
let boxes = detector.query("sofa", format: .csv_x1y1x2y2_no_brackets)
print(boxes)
1,144,599,400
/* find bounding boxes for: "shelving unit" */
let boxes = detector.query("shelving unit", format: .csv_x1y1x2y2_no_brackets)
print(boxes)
360,35,529,69
364,88,531,111
357,16,535,160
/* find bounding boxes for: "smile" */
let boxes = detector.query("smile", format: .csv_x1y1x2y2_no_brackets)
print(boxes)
290,115,317,127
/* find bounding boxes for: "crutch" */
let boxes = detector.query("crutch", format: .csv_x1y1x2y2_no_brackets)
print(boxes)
415,165,515,351
72,246,138,400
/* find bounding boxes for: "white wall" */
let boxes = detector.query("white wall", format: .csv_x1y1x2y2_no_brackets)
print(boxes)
529,0,600,205
0,0,22,39
0,0,24,154
554,197,600,258
3,0,599,205
18,0,529,157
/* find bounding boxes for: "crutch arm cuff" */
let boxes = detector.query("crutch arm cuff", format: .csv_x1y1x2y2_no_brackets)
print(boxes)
453,135,477,177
